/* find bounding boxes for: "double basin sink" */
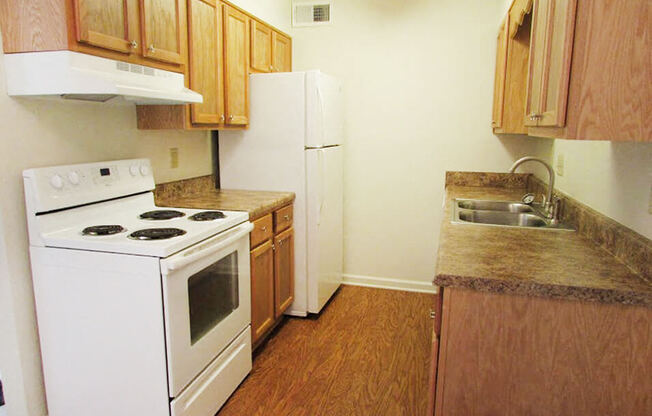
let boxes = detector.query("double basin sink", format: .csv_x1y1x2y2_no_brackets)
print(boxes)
452,199,574,231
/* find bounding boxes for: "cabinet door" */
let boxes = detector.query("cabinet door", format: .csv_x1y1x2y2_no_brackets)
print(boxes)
250,240,275,343
73,0,133,53
526,0,577,127
139,0,183,64
250,20,272,73
274,227,294,318
223,5,249,125
491,16,509,129
271,31,291,72
188,0,224,124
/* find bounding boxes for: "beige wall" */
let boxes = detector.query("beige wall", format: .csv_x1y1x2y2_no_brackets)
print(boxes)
228,0,292,33
529,139,652,239
291,0,540,286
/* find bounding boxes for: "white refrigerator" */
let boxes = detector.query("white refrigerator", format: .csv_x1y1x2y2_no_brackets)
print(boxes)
219,71,344,316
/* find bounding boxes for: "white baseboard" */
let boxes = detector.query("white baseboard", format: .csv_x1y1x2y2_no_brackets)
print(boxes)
342,274,438,294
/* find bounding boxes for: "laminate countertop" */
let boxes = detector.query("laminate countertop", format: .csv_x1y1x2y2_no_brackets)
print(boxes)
434,186,652,307
156,189,295,221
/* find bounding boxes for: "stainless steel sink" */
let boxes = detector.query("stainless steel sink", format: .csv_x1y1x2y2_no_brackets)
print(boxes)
451,199,574,231
458,210,547,227
457,200,534,213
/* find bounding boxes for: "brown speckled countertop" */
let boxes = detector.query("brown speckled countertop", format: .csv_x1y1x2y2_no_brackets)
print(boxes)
435,185,652,307
154,176,295,221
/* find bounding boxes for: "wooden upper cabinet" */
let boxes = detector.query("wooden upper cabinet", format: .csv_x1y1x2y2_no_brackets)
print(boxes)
250,20,272,73
73,0,133,54
271,31,291,72
274,227,294,318
188,0,224,124
492,0,531,135
491,16,509,129
139,0,184,64
525,0,577,127
223,5,249,125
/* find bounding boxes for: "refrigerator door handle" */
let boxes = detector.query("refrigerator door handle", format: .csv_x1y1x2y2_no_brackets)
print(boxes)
317,84,325,147
318,148,326,226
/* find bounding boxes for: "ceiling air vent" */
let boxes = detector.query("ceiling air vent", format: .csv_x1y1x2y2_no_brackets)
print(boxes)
293,1,332,27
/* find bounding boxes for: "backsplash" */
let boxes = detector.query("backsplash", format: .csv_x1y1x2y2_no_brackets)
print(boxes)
528,176,651,281
154,175,215,201
445,172,529,188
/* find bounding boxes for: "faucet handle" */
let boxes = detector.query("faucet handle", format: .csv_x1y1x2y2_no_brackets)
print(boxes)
521,193,536,205
550,196,562,223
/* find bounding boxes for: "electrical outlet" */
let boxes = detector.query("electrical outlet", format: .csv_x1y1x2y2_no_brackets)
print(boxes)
556,153,565,176
169,147,179,169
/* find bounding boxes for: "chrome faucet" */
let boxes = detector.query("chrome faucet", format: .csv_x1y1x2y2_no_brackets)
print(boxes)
508,156,556,219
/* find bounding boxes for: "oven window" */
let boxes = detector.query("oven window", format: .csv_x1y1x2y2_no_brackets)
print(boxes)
188,251,239,345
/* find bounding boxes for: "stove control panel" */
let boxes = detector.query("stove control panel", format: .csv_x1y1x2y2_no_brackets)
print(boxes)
24,159,155,214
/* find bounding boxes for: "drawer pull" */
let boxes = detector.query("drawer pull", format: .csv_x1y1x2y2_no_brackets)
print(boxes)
430,310,436,319
283,214,290,221
261,226,267,232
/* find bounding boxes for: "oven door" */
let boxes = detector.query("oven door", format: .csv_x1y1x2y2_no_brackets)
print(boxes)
160,221,253,397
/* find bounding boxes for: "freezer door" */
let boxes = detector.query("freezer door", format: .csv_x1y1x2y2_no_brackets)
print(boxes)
306,71,344,148
305,146,343,313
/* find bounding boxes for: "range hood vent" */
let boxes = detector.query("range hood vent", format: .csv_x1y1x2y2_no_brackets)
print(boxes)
3,51,203,105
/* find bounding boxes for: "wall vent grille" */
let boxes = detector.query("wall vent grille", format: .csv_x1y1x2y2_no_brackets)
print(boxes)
293,1,332,27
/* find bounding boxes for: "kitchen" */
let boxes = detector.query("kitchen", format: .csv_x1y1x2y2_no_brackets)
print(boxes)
0,1,650,416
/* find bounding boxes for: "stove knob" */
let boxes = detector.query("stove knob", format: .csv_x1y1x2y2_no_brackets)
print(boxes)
129,165,139,177
140,165,150,176
68,171,80,186
50,174,64,190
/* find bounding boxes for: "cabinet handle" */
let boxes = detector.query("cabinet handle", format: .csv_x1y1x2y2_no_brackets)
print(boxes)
148,45,155,53
430,310,436,319
270,65,274,72
229,115,234,121
219,115,225,122
283,214,290,221
261,226,267,232
271,243,275,251
278,240,283,246
129,40,138,49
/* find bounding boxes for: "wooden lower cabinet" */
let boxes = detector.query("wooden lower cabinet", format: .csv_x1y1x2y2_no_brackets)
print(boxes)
274,227,294,317
250,240,275,343
249,204,295,346
428,287,652,415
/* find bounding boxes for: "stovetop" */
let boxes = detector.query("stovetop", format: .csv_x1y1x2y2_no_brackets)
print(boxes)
34,193,249,258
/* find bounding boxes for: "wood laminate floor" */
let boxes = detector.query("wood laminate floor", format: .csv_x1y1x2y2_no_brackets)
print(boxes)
217,285,434,416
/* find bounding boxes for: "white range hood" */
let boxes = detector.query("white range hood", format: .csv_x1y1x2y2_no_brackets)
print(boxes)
3,51,203,105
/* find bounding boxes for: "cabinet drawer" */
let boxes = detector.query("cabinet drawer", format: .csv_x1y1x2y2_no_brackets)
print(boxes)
274,205,293,234
250,214,273,248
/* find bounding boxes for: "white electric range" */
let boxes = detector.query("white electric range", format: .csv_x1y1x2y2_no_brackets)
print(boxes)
24,159,253,416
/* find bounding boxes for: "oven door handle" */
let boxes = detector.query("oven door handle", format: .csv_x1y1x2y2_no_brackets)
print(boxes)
163,222,253,272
